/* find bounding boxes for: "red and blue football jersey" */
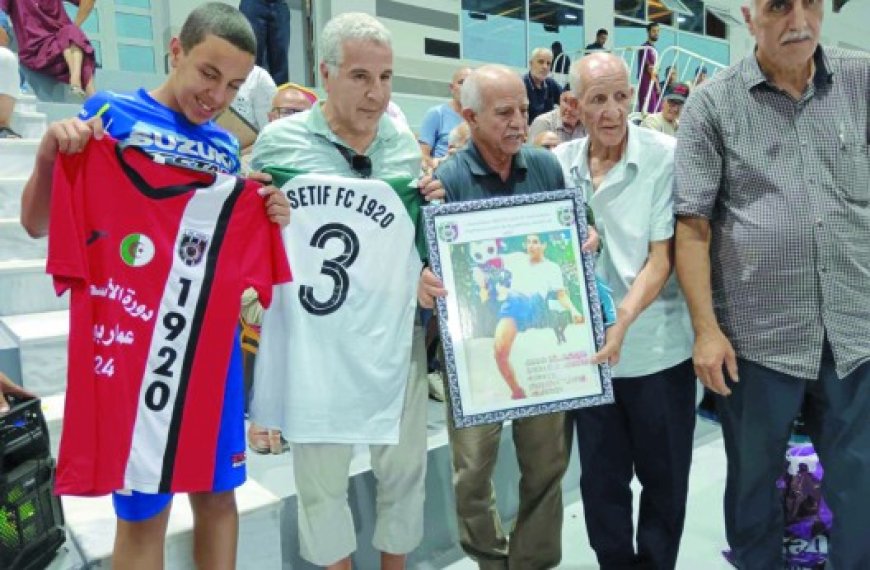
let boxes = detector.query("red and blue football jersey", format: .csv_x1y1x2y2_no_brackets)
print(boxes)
48,137,291,495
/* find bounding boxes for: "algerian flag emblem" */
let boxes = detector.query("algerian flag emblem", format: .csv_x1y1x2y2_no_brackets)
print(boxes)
120,233,155,267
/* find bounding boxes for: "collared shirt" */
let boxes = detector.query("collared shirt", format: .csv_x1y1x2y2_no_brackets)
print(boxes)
435,142,565,202
524,73,562,125
640,112,677,136
554,124,693,378
675,46,870,380
252,101,421,178
529,107,587,144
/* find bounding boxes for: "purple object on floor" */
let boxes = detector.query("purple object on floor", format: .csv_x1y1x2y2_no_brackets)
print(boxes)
722,443,832,569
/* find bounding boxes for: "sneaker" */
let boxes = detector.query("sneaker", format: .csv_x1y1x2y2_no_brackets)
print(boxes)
427,371,445,402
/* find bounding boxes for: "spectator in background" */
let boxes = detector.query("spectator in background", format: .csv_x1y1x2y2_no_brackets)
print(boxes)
641,82,689,136
524,47,562,124
662,64,678,91
0,0,97,98
0,8,20,138
231,65,278,135
529,89,585,144
446,122,470,157
586,28,609,51
239,0,290,84
0,371,34,414
533,130,560,150
551,41,571,75
691,65,708,88
419,67,471,166
267,82,316,122
637,22,660,114
244,81,316,454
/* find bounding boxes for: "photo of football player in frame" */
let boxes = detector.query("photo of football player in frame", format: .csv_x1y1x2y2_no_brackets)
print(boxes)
424,190,614,428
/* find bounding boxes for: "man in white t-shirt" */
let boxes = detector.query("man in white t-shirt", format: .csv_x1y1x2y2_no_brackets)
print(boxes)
493,234,583,399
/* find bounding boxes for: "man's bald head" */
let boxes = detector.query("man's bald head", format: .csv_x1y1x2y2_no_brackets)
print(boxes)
450,67,473,104
268,88,314,122
570,52,631,97
460,64,525,114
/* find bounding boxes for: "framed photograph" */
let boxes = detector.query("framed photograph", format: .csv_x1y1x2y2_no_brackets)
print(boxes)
424,190,614,428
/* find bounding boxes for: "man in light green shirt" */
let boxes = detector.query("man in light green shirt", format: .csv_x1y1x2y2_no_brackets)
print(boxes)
250,12,440,570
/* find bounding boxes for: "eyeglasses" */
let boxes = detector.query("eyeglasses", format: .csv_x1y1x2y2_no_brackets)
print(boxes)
332,143,372,178
270,107,305,118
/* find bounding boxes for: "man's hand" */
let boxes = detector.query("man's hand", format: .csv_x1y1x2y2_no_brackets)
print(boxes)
582,226,600,253
693,329,739,396
418,267,447,309
38,116,105,161
249,171,291,227
591,321,628,366
0,372,36,414
418,173,446,202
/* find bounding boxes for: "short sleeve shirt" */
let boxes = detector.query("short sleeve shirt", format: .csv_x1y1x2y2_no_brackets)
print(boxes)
554,125,693,377
504,252,565,297
419,103,463,158
674,46,870,379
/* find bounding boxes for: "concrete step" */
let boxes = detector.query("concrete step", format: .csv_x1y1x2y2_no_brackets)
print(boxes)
0,217,47,260
0,310,69,395
0,259,68,316
0,177,25,218
10,109,47,139
15,94,39,114
0,139,39,178
63,479,283,569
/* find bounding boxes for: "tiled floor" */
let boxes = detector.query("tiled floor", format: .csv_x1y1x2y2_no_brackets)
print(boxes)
446,426,735,570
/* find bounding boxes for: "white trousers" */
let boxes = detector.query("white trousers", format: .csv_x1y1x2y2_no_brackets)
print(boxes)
0,47,19,98
292,325,428,566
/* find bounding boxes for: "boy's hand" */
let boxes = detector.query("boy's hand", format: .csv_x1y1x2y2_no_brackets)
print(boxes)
249,171,291,227
38,116,105,161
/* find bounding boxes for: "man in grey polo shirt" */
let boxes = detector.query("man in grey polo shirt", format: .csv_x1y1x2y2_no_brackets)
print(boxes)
431,64,577,570
528,89,586,144
675,1,870,568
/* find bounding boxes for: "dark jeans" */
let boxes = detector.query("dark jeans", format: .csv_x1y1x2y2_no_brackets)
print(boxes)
239,0,290,84
572,359,696,570
719,343,870,570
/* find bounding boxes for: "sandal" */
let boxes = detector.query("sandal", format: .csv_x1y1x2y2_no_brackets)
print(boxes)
0,126,21,139
247,423,287,455
69,85,87,99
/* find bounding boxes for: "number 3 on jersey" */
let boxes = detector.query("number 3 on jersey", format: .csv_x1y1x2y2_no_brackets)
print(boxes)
299,223,360,316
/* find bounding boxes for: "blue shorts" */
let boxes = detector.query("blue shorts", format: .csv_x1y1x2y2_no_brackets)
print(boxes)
498,292,547,332
113,335,246,521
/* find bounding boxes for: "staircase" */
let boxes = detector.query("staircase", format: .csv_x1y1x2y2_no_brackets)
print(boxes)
0,95,71,399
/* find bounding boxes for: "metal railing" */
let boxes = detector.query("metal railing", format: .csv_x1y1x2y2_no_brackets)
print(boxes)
553,45,727,117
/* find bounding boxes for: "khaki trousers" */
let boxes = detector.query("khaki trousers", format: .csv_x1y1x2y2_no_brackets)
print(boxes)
448,409,570,570
293,326,428,566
